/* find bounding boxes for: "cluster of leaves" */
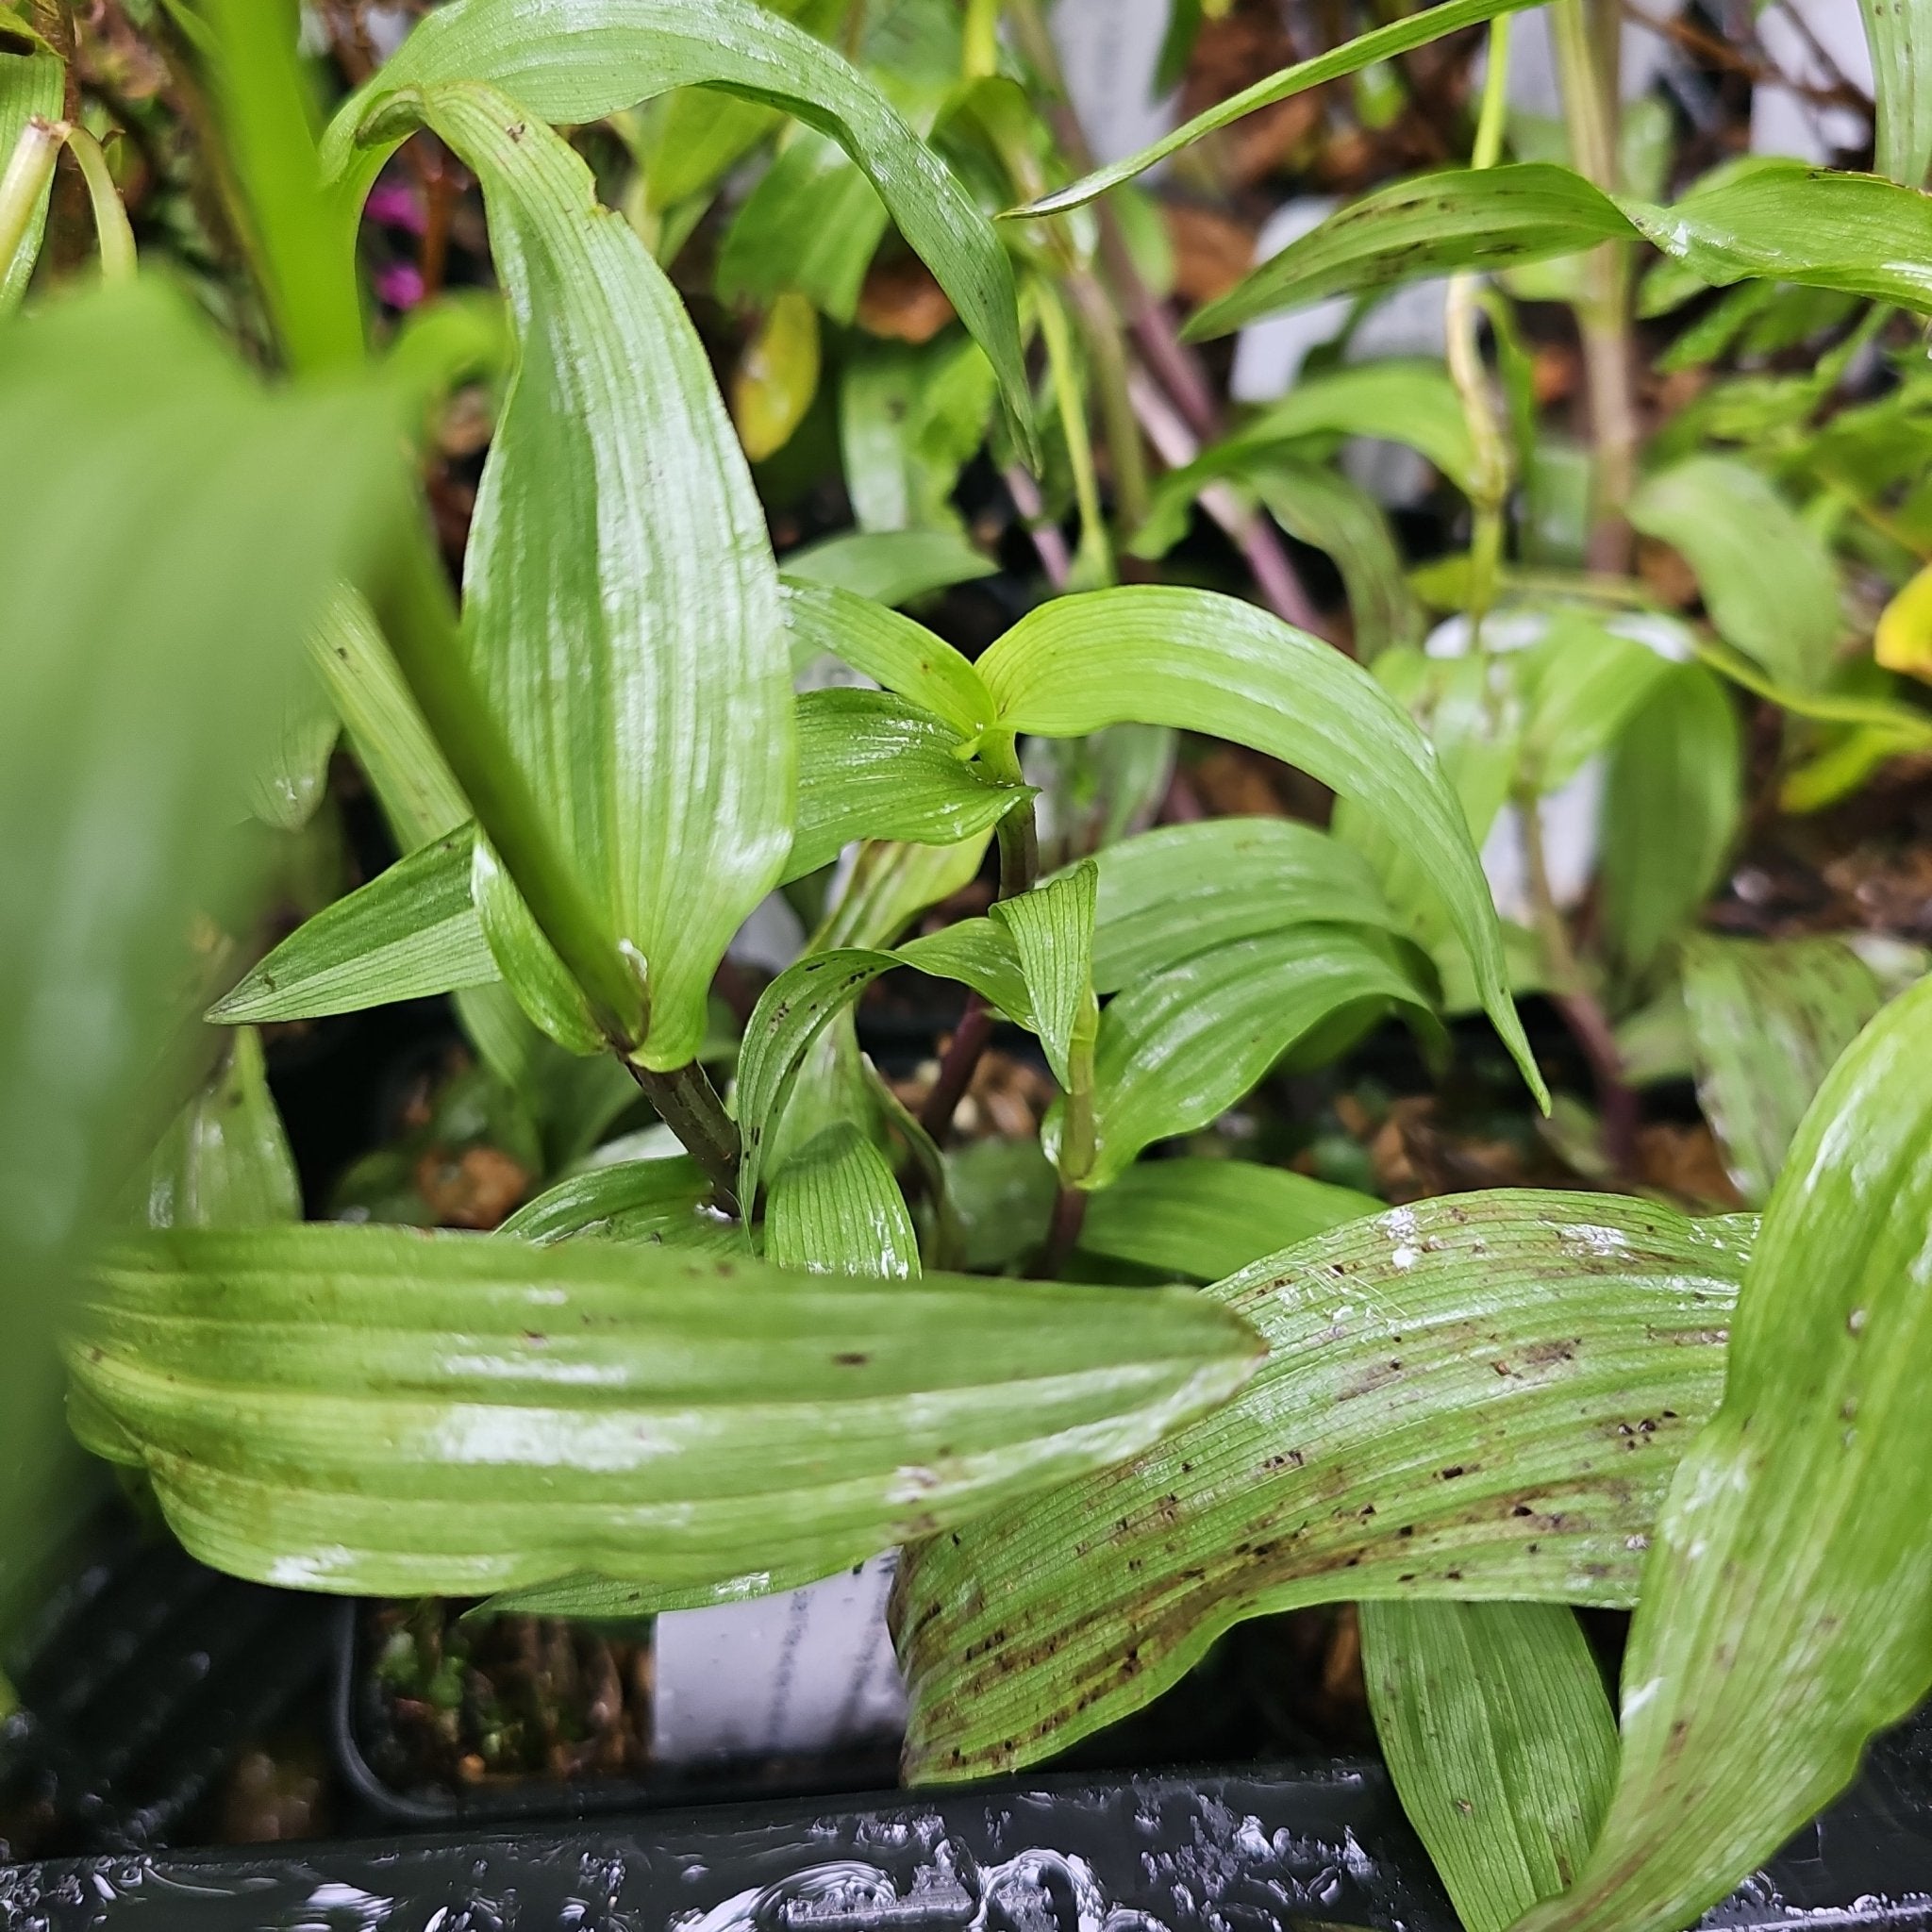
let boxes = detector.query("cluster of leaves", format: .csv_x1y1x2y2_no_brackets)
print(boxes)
5,1,1932,1927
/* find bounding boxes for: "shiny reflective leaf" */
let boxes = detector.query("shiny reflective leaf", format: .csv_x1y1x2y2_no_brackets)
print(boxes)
784,528,995,608
1518,978,1932,1932
1682,934,1885,1208
1361,1600,1616,1932
209,829,494,1024
1078,1157,1378,1282
991,863,1097,1091
1629,458,1840,691
246,669,339,834
145,1031,301,1232
975,588,1545,1106
1082,817,1406,993
783,581,995,738
896,1192,1752,1781
766,1122,919,1278
330,0,1035,456
68,1223,1263,1600
358,85,792,1069
497,1155,741,1253
786,689,1031,884
1600,664,1741,974
1081,925,1437,1188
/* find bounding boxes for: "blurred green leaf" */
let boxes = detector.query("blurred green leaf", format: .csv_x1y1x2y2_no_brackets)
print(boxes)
1082,818,1407,993
210,828,494,1023
719,129,887,322
1516,617,1674,795
1600,664,1741,976
897,1191,1753,1781
1629,458,1841,691
784,527,995,608
783,580,995,735
786,689,1032,883
69,1223,1262,1600
144,1030,302,1232
1079,926,1437,1188
498,1154,742,1253
1078,1157,1378,1281
1,44,64,308
246,671,339,835
732,290,822,463
357,85,794,1069
975,587,1545,1106
1518,977,1932,1932
1362,1600,1617,1932
766,1121,919,1277
1682,934,1886,1208
329,0,1036,458
841,335,1000,532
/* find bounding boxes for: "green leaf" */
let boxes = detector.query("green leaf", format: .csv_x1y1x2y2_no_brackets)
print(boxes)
1361,1601,1617,1932
896,1191,1753,1781
209,828,495,1024
1078,1156,1379,1281
975,587,1545,1107
1515,976,1932,1932
68,1223,1263,1600
144,1031,302,1232
783,581,995,737
1,44,63,308
766,1121,920,1277
813,833,993,952
1862,0,1932,188
1008,0,1548,217
1080,925,1437,1188
1681,934,1886,1208
1187,165,1631,341
1600,664,1741,974
356,84,793,1069
1628,458,1841,691
1083,816,1406,993
497,1154,742,1253
246,670,339,834
719,127,887,323
840,335,1001,532
329,0,1035,458
991,862,1098,1091
731,290,821,462
783,527,996,608
898,920,1035,1027
786,689,1031,883
1515,616,1674,795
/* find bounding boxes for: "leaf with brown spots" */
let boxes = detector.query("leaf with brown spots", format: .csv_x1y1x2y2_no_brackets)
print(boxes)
893,1191,1753,1782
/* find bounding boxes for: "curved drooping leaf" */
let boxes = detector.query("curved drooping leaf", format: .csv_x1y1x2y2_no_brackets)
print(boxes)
974,588,1546,1106
766,1122,919,1278
353,84,793,1069
326,0,1034,455
1628,457,1841,691
1361,1600,1617,1932
783,528,996,609
1681,934,1885,1208
1,44,63,309
783,581,994,737
1517,977,1932,1932
497,1154,741,1253
1600,664,1741,974
893,1192,1753,1782
1081,817,1405,992
1861,0,1932,189
1077,1157,1378,1282
144,1032,301,1232
68,1224,1262,1601
786,689,1029,883
814,833,992,953
991,863,1097,1092
1188,165,1631,341
1009,0,1546,217
209,829,495,1024
1079,925,1436,1188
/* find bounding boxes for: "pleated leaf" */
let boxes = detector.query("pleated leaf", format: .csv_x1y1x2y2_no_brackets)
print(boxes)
1862,0,1932,188
497,1155,742,1253
357,85,793,1069
786,689,1031,883
893,1192,1752,1781
1081,817,1406,993
1516,976,1932,1932
1080,925,1438,1188
783,581,994,737
766,1122,919,1279
1078,1157,1379,1283
209,828,494,1024
1361,1601,1617,1932
67,1224,1263,1601
1681,934,1885,1208
327,0,1034,456
991,863,1098,1091
976,587,1542,1106
144,1032,301,1232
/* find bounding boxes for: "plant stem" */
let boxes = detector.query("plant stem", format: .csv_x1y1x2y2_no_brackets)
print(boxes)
0,116,62,275
1550,0,1639,575
1034,1181,1089,1279
59,125,137,281
629,1059,741,1212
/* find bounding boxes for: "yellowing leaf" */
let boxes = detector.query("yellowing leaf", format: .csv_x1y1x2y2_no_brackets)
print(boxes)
1875,558,1932,681
733,291,821,462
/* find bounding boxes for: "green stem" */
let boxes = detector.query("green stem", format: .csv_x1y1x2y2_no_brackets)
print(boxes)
1036,278,1116,585
59,124,136,281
